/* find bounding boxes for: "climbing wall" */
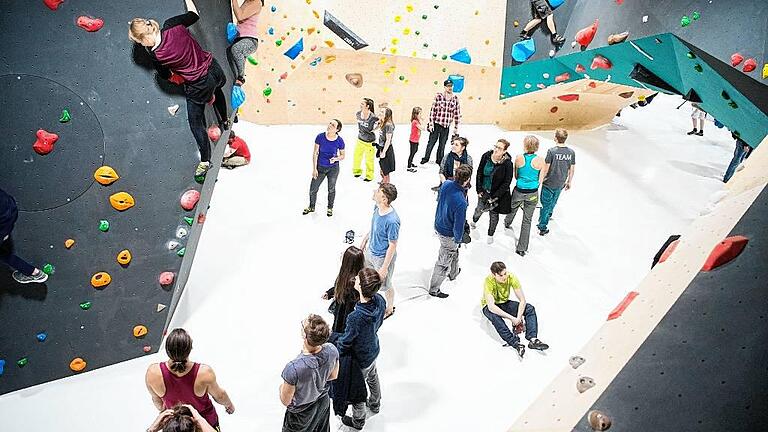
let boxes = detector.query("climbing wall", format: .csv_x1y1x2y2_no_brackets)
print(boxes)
0,0,233,394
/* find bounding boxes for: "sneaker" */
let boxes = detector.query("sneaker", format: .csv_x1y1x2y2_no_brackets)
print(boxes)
195,161,211,177
516,250,526,257
487,236,494,244
367,402,380,414
528,338,550,351
363,178,372,182
504,343,525,358
696,130,704,136
551,33,566,45
686,129,698,135
327,208,333,217
354,174,361,178
448,268,461,281
429,290,449,298
519,30,531,40
302,207,314,215
12,269,48,284
469,221,477,229
407,167,417,173
538,228,549,236
341,415,364,431
420,159,429,165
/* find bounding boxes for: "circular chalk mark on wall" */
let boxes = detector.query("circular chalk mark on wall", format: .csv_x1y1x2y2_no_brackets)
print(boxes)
0,74,105,211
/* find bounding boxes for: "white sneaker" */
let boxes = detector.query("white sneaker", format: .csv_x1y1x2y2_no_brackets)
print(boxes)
469,221,477,229
487,236,494,244
195,161,211,177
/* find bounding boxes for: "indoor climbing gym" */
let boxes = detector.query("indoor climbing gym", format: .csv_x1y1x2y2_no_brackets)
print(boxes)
1,0,767,431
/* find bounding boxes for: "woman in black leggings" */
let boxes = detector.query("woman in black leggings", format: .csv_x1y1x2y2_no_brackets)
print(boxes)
130,0,229,177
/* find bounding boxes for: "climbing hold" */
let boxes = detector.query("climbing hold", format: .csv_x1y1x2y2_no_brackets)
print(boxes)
511,39,536,62
94,166,119,185
33,129,59,155
176,227,188,239
575,19,599,48
542,73,550,79
157,303,167,312
449,48,472,64
344,73,362,87
555,72,570,83
548,49,555,58
548,0,565,7
207,125,221,141
0,359,5,376
550,106,558,113
59,109,71,123
743,58,756,73
607,291,639,320
65,239,75,249
692,11,700,20
184,216,194,226
194,174,205,184
79,301,92,310
686,51,696,59
226,22,239,44
17,357,29,367
44,0,64,10
693,63,703,73
197,213,206,224
680,15,691,27
577,376,596,393
701,235,748,271
618,91,634,99
231,85,246,110
588,410,612,431
69,358,87,372
177,247,186,257
575,64,586,73
270,5,276,12
133,325,148,338
448,75,465,93
168,104,180,116
42,263,55,275
714,119,724,128
730,53,745,67
284,37,304,60
728,101,739,109
324,40,334,48
143,346,152,353
263,87,273,97
77,16,104,32
159,272,175,287
36,331,48,342
180,189,200,211
91,272,111,288
98,219,110,232
607,31,629,45
569,356,586,369
763,64,768,79
247,55,258,65
116,249,132,265
590,55,612,70
556,94,580,102
109,192,135,211
166,240,179,250
275,39,283,47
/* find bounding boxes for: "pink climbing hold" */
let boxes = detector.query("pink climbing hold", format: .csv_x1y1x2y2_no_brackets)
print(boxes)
588,81,597,88
590,55,612,70
76,16,104,32
44,0,64,10
33,129,59,155
575,19,599,48
180,189,200,211
555,72,570,83
575,64,586,73
207,125,221,141
557,94,580,102
730,53,744,67
158,272,175,287
743,58,757,73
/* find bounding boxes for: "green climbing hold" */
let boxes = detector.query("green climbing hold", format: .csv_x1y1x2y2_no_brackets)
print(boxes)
398,75,405,81
728,100,738,109
433,81,438,85
247,55,258,65
693,63,703,72
263,87,273,97
17,357,28,367
686,52,696,59
441,67,446,73
681,15,691,27
42,263,55,275
721,90,730,100
184,216,193,226
441,54,448,60
433,4,439,9
59,109,71,123
98,220,109,232
275,39,283,46
79,301,92,310
177,247,186,257
692,11,700,20
421,14,427,19
194,174,205,184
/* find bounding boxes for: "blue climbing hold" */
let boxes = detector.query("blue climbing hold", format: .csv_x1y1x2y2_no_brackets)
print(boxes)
284,37,304,60
268,27,274,35
714,119,724,128
548,0,566,8
271,5,276,12
0,359,4,376
36,332,47,342
226,23,239,44
511,39,536,62
448,74,465,93
449,48,472,64
231,85,246,110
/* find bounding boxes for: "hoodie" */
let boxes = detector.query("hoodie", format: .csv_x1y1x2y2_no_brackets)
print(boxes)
434,180,469,244
332,293,386,369
0,188,19,241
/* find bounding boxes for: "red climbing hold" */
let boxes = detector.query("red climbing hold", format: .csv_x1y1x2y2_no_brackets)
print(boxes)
575,64,586,73
556,94,580,102
743,58,757,73
607,291,639,320
33,129,59,155
657,239,680,264
180,189,200,211
555,72,570,83
590,55,612,70
207,125,221,141
588,81,597,88
44,0,64,10
168,73,185,85
76,16,104,32
575,19,599,48
158,272,175,287
701,235,748,271
197,213,206,224
730,53,744,67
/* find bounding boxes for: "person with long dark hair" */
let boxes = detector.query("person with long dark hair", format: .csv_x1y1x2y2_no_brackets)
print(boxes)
377,108,396,184
470,139,514,244
304,119,345,217
322,246,365,333
352,98,379,182
147,404,217,432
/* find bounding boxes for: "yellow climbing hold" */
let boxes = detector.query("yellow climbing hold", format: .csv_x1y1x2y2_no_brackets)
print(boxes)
394,15,401,23
305,0,311,4
64,239,75,249
390,47,397,54
475,10,479,15
324,55,337,63
391,38,399,45
485,39,490,45
313,10,319,19
514,20,519,27
307,27,316,35
403,28,411,35
109,192,135,211
324,40,334,48
491,60,497,67
406,5,414,12
380,57,388,64
763,63,768,79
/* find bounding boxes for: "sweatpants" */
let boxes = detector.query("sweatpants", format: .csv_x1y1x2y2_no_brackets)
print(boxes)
227,37,258,81
504,189,538,253
350,362,381,427
308,163,340,209
282,393,331,432
429,233,460,294
421,124,450,165
352,139,376,180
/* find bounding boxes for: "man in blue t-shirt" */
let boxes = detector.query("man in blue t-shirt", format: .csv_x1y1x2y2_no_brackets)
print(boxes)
361,183,400,318
537,128,576,236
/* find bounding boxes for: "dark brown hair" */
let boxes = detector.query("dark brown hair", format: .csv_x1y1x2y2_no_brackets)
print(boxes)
303,314,330,347
497,138,510,150
161,405,199,432
379,183,398,204
358,268,382,299
165,329,192,373
363,98,375,113
334,246,364,303
453,136,469,149
490,261,506,275
332,119,342,132
454,164,473,184
378,108,393,130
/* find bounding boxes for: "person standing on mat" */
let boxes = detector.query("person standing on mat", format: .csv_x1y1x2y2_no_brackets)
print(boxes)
520,0,566,46
504,136,545,257
470,139,514,244
322,246,364,333
0,188,48,284
407,107,424,172
352,98,379,182
361,183,400,318
723,133,752,183
280,314,339,432
228,0,262,86
537,128,575,236
145,329,235,430
304,119,345,217
429,165,472,298
129,0,229,177
687,103,707,136
377,108,396,184
432,136,473,191
421,79,461,166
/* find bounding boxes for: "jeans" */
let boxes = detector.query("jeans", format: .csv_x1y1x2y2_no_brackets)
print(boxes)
1,236,35,276
504,189,538,252
537,185,562,231
429,233,460,293
351,362,381,427
309,163,340,208
227,37,258,81
407,141,419,167
184,60,228,163
723,142,749,183
471,194,501,236
482,301,539,346
352,139,376,180
421,124,450,165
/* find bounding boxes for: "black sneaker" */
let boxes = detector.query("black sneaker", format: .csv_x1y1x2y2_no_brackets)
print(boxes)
407,167,417,173
327,208,333,217
551,33,566,45
302,207,314,215
448,268,461,281
354,174,361,178
516,250,526,257
538,228,549,236
363,178,372,182
341,415,364,430
367,402,380,414
528,338,549,351
420,159,429,165
686,129,698,135
504,343,525,358
696,130,704,136
429,291,449,298
12,270,48,284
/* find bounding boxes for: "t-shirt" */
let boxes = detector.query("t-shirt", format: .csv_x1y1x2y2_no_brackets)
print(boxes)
369,206,400,257
481,274,522,307
151,12,213,82
378,123,395,148
543,146,576,189
315,133,345,167
409,119,421,142
281,343,339,412
229,136,251,162
356,111,379,143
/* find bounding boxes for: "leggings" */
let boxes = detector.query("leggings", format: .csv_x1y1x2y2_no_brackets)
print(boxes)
184,60,228,163
408,140,419,167
227,37,258,81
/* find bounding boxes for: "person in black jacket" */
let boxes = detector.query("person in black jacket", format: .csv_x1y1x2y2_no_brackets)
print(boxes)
470,139,514,244
323,246,364,333
1,188,48,284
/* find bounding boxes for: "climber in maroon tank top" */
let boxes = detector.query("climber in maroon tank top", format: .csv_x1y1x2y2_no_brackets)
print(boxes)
145,329,235,429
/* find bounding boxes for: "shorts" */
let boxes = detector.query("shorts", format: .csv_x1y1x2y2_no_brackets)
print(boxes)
184,58,226,105
691,106,707,119
364,247,396,292
530,0,553,19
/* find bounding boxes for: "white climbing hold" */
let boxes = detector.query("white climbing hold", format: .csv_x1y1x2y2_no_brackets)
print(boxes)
571,41,577,48
156,303,167,312
176,227,188,239
168,104,180,116
543,73,550,79
642,15,648,23
549,49,555,57
167,240,180,250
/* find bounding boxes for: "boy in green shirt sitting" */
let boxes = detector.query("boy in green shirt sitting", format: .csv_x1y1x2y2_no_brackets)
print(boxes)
482,261,549,358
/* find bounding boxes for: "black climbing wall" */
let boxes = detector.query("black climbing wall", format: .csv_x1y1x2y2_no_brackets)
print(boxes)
573,186,768,431
0,0,233,394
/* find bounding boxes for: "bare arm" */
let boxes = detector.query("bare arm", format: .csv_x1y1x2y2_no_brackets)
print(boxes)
202,367,235,414
312,144,320,177
185,0,198,15
360,232,370,252
565,165,575,190
379,240,397,278
512,288,526,320
382,132,393,155
232,0,262,22
145,366,165,411
484,291,517,321
279,382,296,407
539,162,550,187
224,145,236,158
328,360,340,381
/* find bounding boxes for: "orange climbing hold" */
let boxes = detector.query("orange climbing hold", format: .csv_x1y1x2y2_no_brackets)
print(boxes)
575,19,599,48
557,94,580,102
109,192,135,211
701,235,748,271
94,166,119,185
555,72,570,83
607,291,639,320
91,272,111,288
133,325,148,338
743,58,757,73
590,55,612,70
69,357,87,372
730,53,744,67
618,91,634,99
324,40,335,48
117,250,132,265
64,239,75,249
657,239,680,264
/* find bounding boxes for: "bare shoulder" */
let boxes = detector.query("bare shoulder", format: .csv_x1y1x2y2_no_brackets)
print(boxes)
146,363,161,378
197,364,216,381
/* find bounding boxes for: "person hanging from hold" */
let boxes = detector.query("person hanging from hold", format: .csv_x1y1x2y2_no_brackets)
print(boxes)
227,0,262,88
519,0,566,47
129,0,230,177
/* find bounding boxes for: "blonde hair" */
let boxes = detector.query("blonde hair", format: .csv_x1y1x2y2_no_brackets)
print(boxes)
523,135,539,153
128,18,159,43
554,128,568,144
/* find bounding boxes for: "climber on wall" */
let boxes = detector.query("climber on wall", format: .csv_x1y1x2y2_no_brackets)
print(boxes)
129,0,230,177
227,0,262,87
520,0,566,47
0,188,48,284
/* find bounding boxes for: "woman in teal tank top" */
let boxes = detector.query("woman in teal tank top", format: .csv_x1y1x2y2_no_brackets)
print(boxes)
505,136,546,256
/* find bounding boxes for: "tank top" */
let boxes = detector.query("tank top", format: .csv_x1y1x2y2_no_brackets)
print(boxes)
160,362,219,427
516,153,540,191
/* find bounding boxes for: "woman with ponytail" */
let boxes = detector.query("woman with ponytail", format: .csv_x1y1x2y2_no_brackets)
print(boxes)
147,404,217,432
145,329,235,430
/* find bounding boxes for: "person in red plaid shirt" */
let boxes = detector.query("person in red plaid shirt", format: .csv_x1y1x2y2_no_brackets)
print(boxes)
420,79,462,166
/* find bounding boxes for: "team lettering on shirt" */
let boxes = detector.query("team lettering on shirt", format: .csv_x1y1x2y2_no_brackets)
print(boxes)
553,153,572,161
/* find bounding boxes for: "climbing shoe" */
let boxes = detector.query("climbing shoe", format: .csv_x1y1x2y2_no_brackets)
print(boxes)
528,339,550,351
504,343,526,358
551,33,566,45
195,161,211,177
302,207,314,215
12,270,48,284
687,129,698,135
519,30,532,40
327,208,333,217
